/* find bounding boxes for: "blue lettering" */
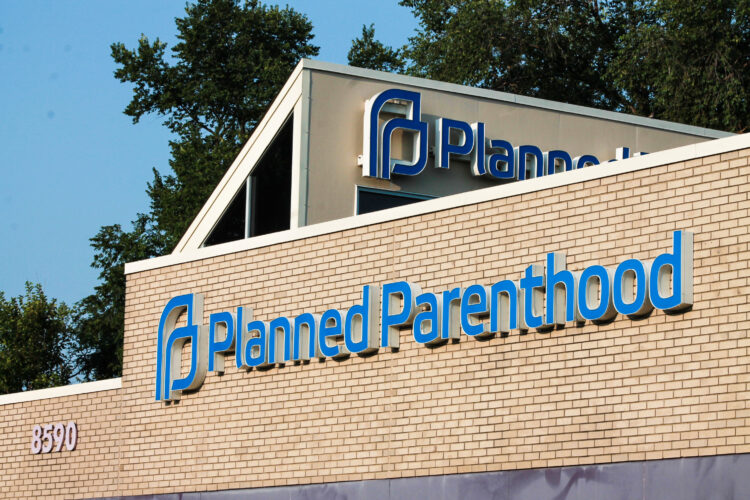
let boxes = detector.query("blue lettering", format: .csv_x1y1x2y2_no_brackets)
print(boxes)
613,259,653,317
487,139,515,179
234,306,249,369
520,265,545,329
381,281,420,348
437,118,474,168
545,150,573,175
649,230,693,312
516,145,544,180
545,253,578,326
460,284,489,337
578,265,615,322
490,280,518,333
293,313,320,361
319,309,347,359
208,310,235,373
441,287,462,340
574,154,599,169
413,292,442,345
244,320,268,369
268,317,292,365
470,122,487,175
345,285,380,354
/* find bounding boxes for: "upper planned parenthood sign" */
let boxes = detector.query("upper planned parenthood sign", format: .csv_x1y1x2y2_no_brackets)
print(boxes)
362,88,644,182
155,231,692,402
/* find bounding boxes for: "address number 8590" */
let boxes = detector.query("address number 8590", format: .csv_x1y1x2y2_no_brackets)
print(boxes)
30,422,77,454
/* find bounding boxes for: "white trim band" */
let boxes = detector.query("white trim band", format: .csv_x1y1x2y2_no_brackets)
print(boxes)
0,378,122,406
125,132,750,275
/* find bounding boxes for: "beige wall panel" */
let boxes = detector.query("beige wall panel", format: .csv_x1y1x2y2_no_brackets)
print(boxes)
306,71,713,224
116,148,749,495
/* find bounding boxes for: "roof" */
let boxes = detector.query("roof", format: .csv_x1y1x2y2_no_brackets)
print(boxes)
124,59,736,275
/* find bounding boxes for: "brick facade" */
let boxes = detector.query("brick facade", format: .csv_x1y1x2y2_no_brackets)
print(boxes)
2,147,749,498
0,388,121,498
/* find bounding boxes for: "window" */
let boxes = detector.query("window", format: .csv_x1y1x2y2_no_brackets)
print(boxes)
357,186,433,215
248,118,293,237
203,116,293,247
202,182,247,247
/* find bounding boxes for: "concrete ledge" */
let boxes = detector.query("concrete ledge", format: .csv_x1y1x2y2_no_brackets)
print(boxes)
0,378,122,406
125,132,750,275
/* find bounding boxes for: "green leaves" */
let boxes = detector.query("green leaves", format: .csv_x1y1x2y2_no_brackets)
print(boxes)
111,0,318,140
110,36,172,125
108,0,319,251
397,0,749,132
608,0,750,131
400,0,625,109
74,217,162,381
73,0,319,381
0,283,73,394
348,24,406,73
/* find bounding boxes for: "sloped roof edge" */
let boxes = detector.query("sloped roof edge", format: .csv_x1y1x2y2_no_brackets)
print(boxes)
125,131,750,275
172,60,307,253
169,58,733,259
301,59,732,140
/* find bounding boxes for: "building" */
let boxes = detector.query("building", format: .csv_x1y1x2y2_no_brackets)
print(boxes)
2,60,749,499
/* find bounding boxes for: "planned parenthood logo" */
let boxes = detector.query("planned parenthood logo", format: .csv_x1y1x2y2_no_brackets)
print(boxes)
155,232,692,403
362,88,428,180
362,88,642,182
155,294,208,402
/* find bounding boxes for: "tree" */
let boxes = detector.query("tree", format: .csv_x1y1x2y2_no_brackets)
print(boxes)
348,24,406,72
74,0,319,380
609,0,750,131
396,0,750,132
0,283,73,394
111,0,320,249
74,217,160,381
399,0,631,110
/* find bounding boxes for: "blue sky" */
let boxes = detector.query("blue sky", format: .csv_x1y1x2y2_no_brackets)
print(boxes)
0,1,418,305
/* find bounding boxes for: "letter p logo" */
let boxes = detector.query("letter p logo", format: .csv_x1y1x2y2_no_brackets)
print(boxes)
155,293,209,402
363,89,428,180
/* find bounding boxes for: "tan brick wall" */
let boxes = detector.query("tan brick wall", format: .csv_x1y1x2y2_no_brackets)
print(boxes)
0,388,121,499
2,148,750,498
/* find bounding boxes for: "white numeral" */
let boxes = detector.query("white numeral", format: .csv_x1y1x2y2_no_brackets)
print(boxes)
30,425,42,454
41,424,53,453
30,421,78,454
53,423,64,452
65,421,77,451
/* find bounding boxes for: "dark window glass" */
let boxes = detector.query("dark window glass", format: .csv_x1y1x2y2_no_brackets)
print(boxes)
204,116,293,247
203,183,247,246
357,187,433,215
250,118,293,237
